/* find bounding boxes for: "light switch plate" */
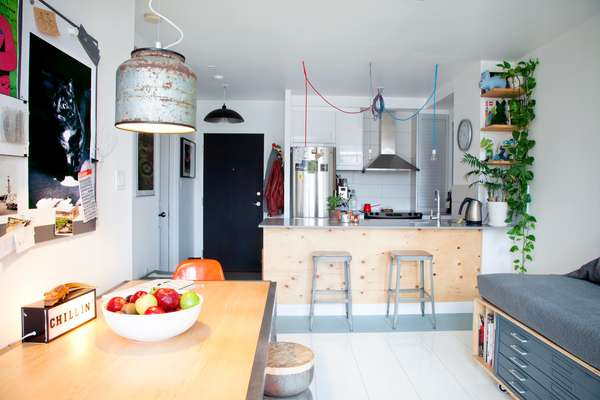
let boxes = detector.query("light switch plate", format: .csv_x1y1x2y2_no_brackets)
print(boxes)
115,170,125,190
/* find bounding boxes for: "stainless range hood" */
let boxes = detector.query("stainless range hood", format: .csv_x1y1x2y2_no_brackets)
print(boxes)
365,114,419,172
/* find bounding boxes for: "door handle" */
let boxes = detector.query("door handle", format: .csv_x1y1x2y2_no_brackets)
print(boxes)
158,212,167,217
510,332,528,343
253,201,261,207
256,191,261,196
510,344,528,356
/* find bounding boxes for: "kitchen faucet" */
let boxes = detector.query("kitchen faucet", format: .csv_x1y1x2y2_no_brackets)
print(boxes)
430,190,440,221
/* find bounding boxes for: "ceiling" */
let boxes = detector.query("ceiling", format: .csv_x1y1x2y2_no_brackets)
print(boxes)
134,0,600,100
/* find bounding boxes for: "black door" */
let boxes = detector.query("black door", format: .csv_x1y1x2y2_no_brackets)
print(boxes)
203,134,264,274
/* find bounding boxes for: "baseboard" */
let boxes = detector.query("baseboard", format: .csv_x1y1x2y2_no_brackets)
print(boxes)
277,301,473,316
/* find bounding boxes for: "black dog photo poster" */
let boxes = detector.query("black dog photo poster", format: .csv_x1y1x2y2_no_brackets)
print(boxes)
28,33,91,208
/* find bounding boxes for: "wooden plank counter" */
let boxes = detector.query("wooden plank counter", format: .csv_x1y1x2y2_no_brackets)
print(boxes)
0,280,276,400
263,226,482,304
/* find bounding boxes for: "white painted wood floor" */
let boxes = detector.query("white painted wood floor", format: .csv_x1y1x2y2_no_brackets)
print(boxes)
277,330,508,400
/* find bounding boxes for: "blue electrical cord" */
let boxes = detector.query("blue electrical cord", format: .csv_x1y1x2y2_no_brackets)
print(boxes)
383,64,439,123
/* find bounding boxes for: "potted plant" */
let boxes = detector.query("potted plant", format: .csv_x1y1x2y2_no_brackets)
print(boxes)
462,153,509,227
327,195,343,219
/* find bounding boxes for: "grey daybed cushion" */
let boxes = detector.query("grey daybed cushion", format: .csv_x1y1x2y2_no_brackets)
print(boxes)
478,273,600,370
566,257,600,284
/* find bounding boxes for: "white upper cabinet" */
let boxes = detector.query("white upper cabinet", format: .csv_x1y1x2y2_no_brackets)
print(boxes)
289,105,364,170
335,112,363,170
291,107,336,146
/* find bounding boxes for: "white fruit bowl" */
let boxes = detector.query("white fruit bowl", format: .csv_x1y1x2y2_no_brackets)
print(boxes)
101,298,202,342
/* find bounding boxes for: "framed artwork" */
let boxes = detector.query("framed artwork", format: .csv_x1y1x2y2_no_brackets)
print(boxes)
27,33,92,208
180,138,195,178
0,0,21,99
136,133,154,196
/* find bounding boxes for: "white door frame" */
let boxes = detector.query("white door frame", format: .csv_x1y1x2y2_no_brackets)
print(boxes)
158,135,180,272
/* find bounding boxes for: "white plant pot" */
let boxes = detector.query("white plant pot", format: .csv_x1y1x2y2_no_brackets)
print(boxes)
488,201,508,227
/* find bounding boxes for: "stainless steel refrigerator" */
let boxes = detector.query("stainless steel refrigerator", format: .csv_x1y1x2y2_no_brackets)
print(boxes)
291,146,336,218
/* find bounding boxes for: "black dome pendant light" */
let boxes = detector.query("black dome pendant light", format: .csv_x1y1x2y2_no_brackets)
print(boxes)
204,84,244,123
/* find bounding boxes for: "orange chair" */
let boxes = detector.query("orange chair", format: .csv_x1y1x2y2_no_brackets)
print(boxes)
172,258,225,281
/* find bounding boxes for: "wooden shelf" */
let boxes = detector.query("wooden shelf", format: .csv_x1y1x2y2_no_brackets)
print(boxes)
486,160,515,166
481,124,516,132
481,88,524,98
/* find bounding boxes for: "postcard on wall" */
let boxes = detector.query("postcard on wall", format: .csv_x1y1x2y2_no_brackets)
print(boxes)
28,33,92,209
55,207,77,236
78,166,96,222
0,156,24,216
0,94,27,156
0,0,21,99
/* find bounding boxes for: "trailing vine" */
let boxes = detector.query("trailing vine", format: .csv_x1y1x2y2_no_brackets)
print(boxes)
499,59,539,273
462,59,539,273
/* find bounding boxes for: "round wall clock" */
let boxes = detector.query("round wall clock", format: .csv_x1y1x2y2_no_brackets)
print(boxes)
457,119,473,151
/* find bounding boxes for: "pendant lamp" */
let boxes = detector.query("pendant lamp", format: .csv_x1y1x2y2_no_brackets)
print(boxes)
115,0,197,134
204,84,244,123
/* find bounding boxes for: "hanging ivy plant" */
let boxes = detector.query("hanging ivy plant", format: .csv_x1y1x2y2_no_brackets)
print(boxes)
498,59,539,273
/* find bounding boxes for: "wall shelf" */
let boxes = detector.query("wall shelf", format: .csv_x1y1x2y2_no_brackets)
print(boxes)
485,160,515,166
481,124,516,132
481,88,524,98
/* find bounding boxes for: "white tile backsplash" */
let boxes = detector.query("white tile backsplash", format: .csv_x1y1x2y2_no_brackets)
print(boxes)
339,171,415,211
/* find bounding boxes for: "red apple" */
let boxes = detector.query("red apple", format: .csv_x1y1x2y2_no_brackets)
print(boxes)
154,288,180,311
144,306,165,314
106,297,127,312
129,290,147,304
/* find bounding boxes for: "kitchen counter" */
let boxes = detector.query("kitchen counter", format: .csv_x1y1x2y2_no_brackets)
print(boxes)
260,217,489,230
262,221,484,306
0,281,276,400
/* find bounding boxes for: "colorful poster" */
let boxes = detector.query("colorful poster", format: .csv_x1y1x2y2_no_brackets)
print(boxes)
28,33,92,208
0,0,19,98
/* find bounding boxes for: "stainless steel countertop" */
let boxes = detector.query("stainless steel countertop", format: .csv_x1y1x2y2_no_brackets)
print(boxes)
259,218,498,230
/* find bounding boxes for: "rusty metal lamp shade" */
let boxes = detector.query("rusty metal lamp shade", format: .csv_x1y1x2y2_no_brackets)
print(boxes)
115,48,197,134
203,104,244,124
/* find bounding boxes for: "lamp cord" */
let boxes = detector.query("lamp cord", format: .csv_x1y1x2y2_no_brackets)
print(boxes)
148,0,184,49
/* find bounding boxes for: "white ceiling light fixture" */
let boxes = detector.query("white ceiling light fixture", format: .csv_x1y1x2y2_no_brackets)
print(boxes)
115,0,197,134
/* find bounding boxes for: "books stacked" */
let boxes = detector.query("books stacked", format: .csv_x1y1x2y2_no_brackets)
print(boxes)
478,312,496,367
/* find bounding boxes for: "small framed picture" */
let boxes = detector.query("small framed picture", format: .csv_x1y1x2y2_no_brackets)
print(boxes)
180,138,196,178
136,133,155,196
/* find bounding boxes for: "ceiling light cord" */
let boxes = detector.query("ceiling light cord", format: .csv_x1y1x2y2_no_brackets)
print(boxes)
302,61,372,115
148,0,184,49
384,63,438,122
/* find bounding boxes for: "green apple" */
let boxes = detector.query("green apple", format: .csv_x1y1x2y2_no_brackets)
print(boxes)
179,290,201,310
135,294,158,315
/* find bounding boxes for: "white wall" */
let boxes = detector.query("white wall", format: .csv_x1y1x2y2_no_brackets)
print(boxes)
192,100,285,256
0,0,136,346
527,15,600,274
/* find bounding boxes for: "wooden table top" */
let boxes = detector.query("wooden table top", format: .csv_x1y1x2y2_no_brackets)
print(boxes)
0,280,275,400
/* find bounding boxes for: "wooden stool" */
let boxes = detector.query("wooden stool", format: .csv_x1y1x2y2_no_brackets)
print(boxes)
310,251,353,331
386,250,436,329
264,342,315,398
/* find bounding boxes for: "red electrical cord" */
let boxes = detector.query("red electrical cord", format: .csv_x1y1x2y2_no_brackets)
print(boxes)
302,61,372,115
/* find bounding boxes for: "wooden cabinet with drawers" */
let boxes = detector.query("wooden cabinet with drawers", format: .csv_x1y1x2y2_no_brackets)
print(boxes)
472,298,600,400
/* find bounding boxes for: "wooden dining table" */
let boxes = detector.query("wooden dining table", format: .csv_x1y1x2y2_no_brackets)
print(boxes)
0,280,276,400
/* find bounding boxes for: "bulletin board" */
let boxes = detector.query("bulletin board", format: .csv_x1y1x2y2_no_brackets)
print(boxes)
0,0,100,259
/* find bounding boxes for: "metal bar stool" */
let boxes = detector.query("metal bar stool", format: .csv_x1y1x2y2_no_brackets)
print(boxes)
310,251,353,331
386,250,436,329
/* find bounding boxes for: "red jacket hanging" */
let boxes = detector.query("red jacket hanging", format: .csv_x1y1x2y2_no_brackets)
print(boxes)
265,157,283,216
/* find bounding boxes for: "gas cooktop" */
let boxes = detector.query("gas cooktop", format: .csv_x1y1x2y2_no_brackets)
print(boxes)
364,211,423,220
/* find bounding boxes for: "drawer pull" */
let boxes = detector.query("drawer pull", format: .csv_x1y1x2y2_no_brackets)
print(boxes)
508,380,526,395
510,332,528,343
508,369,526,382
510,344,528,356
509,356,527,369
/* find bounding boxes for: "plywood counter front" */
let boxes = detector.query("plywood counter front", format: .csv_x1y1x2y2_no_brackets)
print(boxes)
0,280,276,400
262,225,482,305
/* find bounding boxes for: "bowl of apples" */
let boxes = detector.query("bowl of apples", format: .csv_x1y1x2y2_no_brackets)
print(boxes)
102,287,203,342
